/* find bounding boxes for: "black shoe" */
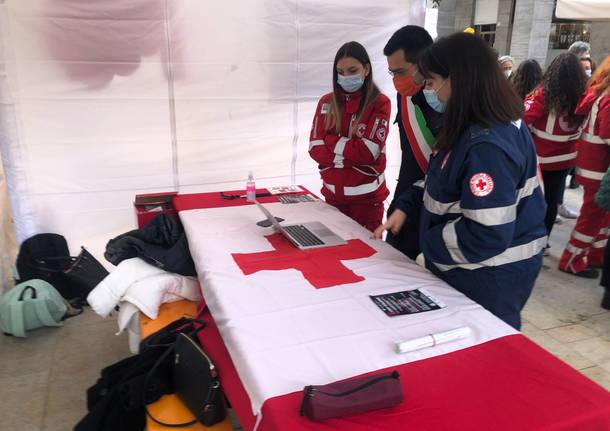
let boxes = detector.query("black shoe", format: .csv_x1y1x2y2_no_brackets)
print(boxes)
568,176,579,189
602,291,610,310
559,267,600,279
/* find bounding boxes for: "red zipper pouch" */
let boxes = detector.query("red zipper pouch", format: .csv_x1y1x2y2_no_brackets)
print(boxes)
299,371,403,421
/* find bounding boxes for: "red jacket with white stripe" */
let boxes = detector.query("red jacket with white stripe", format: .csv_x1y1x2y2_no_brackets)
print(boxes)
523,88,582,171
574,88,610,188
309,91,390,204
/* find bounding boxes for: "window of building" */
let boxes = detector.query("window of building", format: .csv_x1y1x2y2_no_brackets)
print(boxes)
548,22,591,50
474,24,496,46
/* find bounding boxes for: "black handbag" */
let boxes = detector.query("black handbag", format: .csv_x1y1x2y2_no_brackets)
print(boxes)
16,234,108,305
63,247,110,300
144,333,226,428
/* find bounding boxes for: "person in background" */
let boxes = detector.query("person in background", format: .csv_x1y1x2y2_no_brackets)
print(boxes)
523,53,587,247
511,59,543,100
383,25,442,259
565,42,593,192
559,56,610,278
582,57,596,80
498,55,514,78
374,33,547,329
568,40,591,65
309,41,390,231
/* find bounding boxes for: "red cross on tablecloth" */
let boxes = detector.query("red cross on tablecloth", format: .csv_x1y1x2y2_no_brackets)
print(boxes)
232,233,376,288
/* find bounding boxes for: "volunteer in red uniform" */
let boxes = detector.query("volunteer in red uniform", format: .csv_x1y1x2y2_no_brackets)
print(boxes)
309,41,390,231
524,53,587,240
559,56,610,278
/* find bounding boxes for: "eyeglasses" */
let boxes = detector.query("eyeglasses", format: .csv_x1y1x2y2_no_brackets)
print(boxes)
388,63,418,78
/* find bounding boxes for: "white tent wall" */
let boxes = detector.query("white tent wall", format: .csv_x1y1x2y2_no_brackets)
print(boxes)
0,0,423,265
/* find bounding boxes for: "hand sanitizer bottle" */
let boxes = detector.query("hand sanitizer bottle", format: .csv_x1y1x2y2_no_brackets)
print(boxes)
246,171,256,202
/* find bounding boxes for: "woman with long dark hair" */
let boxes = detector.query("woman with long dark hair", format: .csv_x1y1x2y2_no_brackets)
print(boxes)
523,53,587,244
374,33,547,329
559,55,610,278
309,42,390,231
512,59,542,100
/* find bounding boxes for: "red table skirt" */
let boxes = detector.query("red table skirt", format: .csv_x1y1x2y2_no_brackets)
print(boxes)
178,190,610,430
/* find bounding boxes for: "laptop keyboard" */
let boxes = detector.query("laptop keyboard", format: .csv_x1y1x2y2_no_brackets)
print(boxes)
283,225,324,247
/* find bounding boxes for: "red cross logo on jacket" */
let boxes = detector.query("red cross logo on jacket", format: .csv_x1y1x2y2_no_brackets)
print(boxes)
232,233,376,288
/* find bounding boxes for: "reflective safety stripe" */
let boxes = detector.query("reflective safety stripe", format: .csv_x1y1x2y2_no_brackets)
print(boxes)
593,239,608,249
369,118,380,139
572,230,595,244
424,175,539,220
323,182,336,194
362,138,381,160
309,139,324,151
546,112,556,133
599,227,610,236
423,191,461,215
576,167,605,181
433,236,546,271
581,132,610,145
537,152,577,164
323,173,386,196
442,219,468,263
566,243,585,255
333,156,345,168
462,205,516,226
413,179,425,189
333,137,348,168
344,173,386,196
530,127,580,142
516,175,540,200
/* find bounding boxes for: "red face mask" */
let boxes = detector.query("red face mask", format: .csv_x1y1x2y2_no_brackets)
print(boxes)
393,74,423,97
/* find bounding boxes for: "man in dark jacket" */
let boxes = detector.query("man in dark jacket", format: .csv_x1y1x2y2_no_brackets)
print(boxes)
383,25,443,259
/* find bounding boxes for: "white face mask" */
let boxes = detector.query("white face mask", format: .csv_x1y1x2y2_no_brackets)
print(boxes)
504,69,512,78
585,69,592,78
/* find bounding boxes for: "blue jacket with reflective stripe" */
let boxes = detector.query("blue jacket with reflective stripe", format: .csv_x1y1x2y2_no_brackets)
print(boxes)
396,120,547,273
396,121,547,328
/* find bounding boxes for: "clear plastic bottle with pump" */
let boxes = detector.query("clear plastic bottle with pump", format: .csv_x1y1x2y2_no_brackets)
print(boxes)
246,171,256,202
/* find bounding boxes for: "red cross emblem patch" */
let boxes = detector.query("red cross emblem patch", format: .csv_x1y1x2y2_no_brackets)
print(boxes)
469,172,494,197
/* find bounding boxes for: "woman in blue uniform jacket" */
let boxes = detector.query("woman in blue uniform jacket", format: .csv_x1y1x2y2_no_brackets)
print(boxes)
374,33,547,329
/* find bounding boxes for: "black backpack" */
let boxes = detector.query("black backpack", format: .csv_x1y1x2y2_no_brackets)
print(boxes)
16,233,108,305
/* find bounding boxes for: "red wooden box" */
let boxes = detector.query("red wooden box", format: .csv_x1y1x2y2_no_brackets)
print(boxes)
134,192,178,228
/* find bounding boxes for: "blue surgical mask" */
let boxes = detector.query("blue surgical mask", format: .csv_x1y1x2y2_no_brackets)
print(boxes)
337,74,364,93
423,88,446,113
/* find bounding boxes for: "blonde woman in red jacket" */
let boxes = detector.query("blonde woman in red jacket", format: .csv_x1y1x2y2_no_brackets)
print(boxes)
559,55,610,278
523,53,587,241
309,41,390,231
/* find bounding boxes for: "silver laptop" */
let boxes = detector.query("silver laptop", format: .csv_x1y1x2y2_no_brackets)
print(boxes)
254,201,346,249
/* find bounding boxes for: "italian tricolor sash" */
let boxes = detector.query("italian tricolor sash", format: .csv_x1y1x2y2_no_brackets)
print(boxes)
400,95,435,171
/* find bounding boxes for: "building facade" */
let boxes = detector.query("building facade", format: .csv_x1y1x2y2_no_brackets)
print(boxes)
436,0,609,66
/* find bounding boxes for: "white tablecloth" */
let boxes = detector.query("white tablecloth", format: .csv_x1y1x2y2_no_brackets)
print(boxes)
180,200,516,415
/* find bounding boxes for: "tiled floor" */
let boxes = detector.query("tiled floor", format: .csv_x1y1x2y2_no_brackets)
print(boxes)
0,186,609,431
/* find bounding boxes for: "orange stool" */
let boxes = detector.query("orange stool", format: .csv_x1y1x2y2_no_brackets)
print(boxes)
140,301,233,431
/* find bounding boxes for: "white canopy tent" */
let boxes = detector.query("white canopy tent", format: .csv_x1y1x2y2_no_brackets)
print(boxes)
0,0,425,289
556,0,610,20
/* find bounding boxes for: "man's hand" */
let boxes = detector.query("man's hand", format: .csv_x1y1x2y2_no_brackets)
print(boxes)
372,209,407,239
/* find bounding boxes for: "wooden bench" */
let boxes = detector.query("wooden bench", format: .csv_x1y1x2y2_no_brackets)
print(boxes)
140,300,233,431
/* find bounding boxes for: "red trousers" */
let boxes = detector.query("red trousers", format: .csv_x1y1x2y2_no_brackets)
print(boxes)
559,185,610,273
332,201,384,232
